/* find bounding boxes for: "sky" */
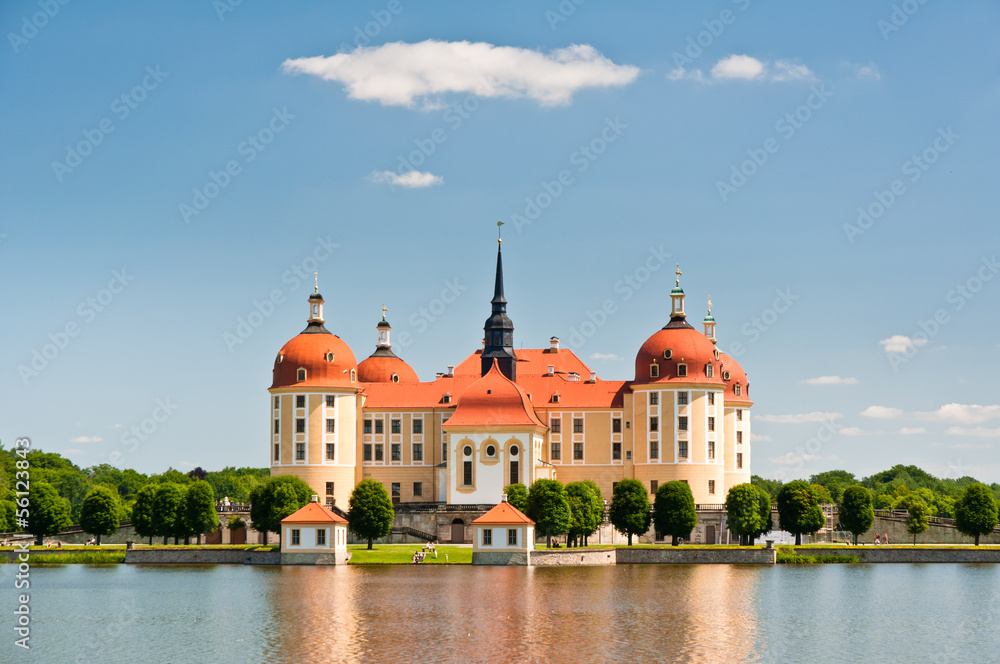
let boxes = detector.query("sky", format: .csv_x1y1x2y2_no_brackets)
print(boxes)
2,0,999,483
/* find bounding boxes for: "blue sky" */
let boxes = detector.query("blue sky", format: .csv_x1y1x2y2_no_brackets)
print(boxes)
2,0,999,482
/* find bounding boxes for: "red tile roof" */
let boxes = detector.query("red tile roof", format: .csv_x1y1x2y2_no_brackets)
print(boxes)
280,501,348,524
472,501,534,525
444,360,546,429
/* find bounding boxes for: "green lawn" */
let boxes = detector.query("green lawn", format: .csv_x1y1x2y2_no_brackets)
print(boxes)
347,544,472,564
1,551,127,565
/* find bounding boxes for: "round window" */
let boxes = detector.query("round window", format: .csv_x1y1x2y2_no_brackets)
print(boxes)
463,445,472,457
510,446,519,456
486,445,496,457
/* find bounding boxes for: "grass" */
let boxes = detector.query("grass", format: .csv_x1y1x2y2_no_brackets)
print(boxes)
1,551,127,565
776,545,860,564
347,544,472,565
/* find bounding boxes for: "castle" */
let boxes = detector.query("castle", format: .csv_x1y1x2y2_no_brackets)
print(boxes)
268,240,752,516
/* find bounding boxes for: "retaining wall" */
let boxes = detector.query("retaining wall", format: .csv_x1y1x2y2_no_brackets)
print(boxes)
471,551,530,566
796,547,1000,563
617,547,777,565
530,549,617,566
124,549,280,565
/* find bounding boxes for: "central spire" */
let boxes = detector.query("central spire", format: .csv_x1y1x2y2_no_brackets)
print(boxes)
482,222,516,380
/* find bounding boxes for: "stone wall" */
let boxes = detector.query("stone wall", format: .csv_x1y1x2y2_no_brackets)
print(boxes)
281,551,351,565
471,550,530,566
124,549,280,565
795,547,1000,563
531,549,617,566
617,547,776,565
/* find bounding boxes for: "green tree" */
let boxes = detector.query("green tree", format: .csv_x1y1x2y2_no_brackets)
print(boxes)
809,470,856,502
751,475,783,499
903,497,929,545
777,480,825,545
526,479,573,547
653,481,698,546
503,483,529,513
346,479,394,549
79,485,120,545
581,480,607,545
26,482,72,545
0,498,16,532
565,481,602,547
809,484,834,505
609,479,651,546
184,481,218,545
954,483,999,546
752,485,774,545
838,485,875,545
152,483,186,545
726,483,765,546
249,475,313,543
132,484,157,545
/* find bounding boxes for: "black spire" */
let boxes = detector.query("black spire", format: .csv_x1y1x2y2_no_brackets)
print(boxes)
482,243,516,380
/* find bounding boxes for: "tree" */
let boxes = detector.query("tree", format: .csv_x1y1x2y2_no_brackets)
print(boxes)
503,483,529,513
79,485,120,546
26,482,72,545
809,470,856,502
132,484,157,545
654,481,698,546
347,479,394,549
903,497,929,545
726,483,765,546
809,484,834,506
526,479,573,547
184,481,218,545
565,481,602,547
838,485,875,545
954,483,999,546
249,475,314,542
609,479,651,546
777,480,825,545
186,467,208,481
581,480,607,545
0,498,16,532
751,475,783,499
752,485,773,545
152,483,186,545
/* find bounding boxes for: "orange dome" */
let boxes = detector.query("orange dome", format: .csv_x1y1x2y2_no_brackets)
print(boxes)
633,320,724,386
357,350,419,383
271,330,358,389
444,361,546,429
719,352,752,404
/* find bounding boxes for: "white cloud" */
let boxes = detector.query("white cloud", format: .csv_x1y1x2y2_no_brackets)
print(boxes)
667,67,704,82
861,405,904,419
838,427,865,436
802,375,858,386
711,54,766,80
855,62,881,80
771,59,818,82
945,426,1000,438
917,403,1000,425
753,434,773,442
879,335,927,354
899,427,926,435
755,412,841,423
70,435,103,443
589,353,622,361
369,170,443,189
678,55,816,83
283,40,640,109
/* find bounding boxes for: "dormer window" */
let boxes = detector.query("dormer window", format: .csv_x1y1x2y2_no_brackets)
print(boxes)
677,364,688,377
663,349,672,360
650,364,659,378
325,352,334,362
391,373,399,383
552,393,560,404
723,371,731,381
735,383,742,397
714,349,720,361
296,368,306,381
705,364,714,378
443,394,451,404
349,369,356,382
277,354,284,364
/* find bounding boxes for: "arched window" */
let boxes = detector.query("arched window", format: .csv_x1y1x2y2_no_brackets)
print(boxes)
650,363,659,378
297,368,306,381
391,373,399,383
350,369,356,382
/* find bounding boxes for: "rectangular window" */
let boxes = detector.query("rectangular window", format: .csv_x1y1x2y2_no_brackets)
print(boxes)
326,443,335,460
706,364,714,378
274,419,280,434
326,482,334,496
678,416,688,431
363,444,372,461
274,396,279,409
655,530,664,542
296,395,305,408
649,416,658,432
737,431,743,444
375,420,384,434
391,443,400,461
463,461,473,485
326,395,335,408
573,418,584,433
442,443,448,461
375,444,384,461
678,391,689,405
612,418,622,433
708,392,715,405
296,418,305,433
413,419,423,435
391,419,401,434
736,452,743,469
679,441,688,459
326,418,335,433
551,419,561,433
483,529,492,546
291,529,300,545
612,442,622,460
708,417,715,432
573,442,583,460
364,420,372,434
650,480,658,494
708,480,716,495
737,409,743,421
273,443,279,462
413,443,423,461
551,443,561,460
316,529,326,546
510,460,519,486
708,441,715,460
677,364,688,377
391,482,400,498
650,440,659,459
508,529,517,546
649,392,659,406
295,443,305,460
413,482,422,497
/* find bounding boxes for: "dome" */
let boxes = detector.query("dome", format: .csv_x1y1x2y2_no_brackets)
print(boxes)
718,352,752,404
357,349,419,383
444,361,545,429
271,332,358,389
633,319,724,386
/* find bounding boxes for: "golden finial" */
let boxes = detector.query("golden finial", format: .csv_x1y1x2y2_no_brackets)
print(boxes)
314,271,319,293
707,295,712,313
497,219,504,244
675,264,682,286
381,303,388,321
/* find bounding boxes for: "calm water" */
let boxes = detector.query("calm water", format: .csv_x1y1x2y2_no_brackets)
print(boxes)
4,563,999,663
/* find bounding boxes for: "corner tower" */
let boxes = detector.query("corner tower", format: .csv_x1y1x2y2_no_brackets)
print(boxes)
481,229,516,381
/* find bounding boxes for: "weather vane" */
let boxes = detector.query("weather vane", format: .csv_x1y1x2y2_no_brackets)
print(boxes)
675,264,682,286
381,303,388,321
314,271,319,292
497,219,504,244
707,295,712,313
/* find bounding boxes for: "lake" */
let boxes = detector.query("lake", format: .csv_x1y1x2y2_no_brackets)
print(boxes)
6,563,999,663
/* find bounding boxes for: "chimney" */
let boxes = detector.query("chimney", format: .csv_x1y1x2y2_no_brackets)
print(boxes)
549,336,559,351
501,493,508,503
589,371,596,382
310,495,319,503
547,364,555,375
447,365,454,376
